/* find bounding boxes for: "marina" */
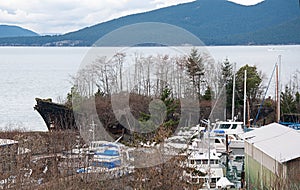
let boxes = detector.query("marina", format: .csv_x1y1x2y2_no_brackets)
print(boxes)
1,45,300,189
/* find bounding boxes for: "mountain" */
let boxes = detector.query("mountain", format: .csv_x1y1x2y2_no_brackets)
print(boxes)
0,0,299,46
0,25,39,38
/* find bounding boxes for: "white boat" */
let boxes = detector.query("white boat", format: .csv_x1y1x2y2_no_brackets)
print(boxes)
76,141,133,175
89,141,124,169
212,121,245,149
212,121,244,135
227,134,244,149
184,151,225,188
216,177,235,189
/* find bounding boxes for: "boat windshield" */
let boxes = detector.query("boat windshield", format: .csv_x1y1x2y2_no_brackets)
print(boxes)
232,124,238,129
219,124,231,129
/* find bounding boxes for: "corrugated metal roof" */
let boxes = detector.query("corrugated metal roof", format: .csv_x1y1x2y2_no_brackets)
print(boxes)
243,123,300,163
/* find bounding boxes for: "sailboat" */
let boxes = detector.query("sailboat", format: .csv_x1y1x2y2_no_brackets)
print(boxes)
211,65,247,150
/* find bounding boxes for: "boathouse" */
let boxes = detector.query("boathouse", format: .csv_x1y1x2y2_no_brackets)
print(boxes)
242,123,300,189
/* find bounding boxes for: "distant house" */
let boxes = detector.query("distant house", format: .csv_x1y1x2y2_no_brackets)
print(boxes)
0,139,18,179
241,123,300,189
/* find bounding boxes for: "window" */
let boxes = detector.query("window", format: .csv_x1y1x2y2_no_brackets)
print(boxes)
220,124,230,129
196,160,201,164
232,124,238,129
211,178,217,183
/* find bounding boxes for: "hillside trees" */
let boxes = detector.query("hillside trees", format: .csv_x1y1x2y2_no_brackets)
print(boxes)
69,48,273,130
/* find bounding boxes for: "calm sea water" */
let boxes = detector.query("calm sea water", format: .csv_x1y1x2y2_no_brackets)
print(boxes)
0,45,299,131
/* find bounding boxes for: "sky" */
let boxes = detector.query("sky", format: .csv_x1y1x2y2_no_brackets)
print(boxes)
0,0,264,35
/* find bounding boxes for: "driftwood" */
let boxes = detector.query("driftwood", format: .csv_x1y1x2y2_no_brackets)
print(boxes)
34,98,77,131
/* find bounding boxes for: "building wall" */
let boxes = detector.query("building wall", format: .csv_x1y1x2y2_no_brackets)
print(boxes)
245,153,276,189
245,141,299,189
287,158,300,188
245,142,280,175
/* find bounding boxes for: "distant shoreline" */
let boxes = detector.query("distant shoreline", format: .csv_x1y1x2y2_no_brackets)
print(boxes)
0,43,300,47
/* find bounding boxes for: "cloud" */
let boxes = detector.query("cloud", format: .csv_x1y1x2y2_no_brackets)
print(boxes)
0,0,194,34
227,0,264,6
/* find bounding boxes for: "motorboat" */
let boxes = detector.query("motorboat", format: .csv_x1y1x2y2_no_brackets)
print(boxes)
212,121,245,149
184,151,225,188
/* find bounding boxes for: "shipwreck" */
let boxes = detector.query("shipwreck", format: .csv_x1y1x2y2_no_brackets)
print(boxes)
34,98,78,131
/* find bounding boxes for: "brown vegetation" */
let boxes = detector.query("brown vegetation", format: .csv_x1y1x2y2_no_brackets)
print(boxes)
0,130,205,189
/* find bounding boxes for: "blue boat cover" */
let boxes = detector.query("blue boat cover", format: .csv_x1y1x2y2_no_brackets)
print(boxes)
92,159,121,169
95,149,119,156
213,129,225,134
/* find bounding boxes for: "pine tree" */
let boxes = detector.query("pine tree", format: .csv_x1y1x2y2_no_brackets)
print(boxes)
203,86,213,100
137,86,179,143
221,58,233,118
281,85,297,114
186,48,205,99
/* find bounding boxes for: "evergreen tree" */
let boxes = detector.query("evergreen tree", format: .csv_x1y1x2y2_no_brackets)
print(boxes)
203,86,213,100
295,91,300,103
138,86,179,143
221,58,233,118
185,48,205,99
236,64,263,119
281,85,297,114
295,91,300,112
66,85,83,109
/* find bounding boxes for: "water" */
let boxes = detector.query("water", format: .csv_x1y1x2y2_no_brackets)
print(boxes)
0,47,88,131
0,45,299,131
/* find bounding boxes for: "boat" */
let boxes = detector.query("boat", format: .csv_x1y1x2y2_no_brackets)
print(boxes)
89,141,123,169
184,150,225,188
212,121,244,135
76,141,133,176
34,98,77,131
207,65,246,150
216,177,235,189
212,121,245,149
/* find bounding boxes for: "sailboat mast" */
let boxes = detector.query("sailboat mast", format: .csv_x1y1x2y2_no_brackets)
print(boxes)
208,119,211,189
276,55,282,122
232,63,236,121
276,63,279,122
243,70,247,126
